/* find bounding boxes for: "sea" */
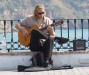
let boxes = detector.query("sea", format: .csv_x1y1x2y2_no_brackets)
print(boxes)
0,29,89,51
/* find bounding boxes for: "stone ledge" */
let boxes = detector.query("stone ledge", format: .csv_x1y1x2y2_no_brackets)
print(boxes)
0,50,88,56
53,50,88,55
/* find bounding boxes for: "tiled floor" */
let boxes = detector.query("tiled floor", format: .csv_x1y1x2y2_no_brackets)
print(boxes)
0,67,89,75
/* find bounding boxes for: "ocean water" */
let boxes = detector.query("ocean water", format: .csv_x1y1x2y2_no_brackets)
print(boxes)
55,29,89,40
55,29,89,51
0,29,89,51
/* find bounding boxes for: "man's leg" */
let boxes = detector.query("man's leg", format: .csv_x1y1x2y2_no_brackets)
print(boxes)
42,38,53,61
29,30,48,51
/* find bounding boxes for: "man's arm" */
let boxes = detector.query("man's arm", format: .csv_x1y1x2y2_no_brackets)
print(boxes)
47,26,55,40
15,23,29,36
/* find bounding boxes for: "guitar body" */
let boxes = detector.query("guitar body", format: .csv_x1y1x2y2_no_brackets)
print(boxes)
18,20,63,46
18,25,39,46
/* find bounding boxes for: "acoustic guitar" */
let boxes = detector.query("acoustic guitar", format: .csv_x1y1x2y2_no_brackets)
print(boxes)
18,20,63,46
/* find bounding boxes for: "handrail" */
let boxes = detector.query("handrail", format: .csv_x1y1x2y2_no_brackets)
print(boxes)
0,19,89,52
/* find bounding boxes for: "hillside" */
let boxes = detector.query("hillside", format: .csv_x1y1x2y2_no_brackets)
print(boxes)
0,0,89,31
0,0,89,20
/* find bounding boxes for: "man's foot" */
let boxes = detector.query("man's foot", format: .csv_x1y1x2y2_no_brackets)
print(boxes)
45,58,53,69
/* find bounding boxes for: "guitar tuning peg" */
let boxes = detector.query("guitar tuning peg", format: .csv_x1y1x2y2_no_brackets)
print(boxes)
60,20,64,24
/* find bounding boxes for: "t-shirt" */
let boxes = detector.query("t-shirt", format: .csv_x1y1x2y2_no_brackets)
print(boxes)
19,16,53,29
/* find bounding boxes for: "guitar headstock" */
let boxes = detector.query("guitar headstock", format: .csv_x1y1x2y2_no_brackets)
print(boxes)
55,20,64,26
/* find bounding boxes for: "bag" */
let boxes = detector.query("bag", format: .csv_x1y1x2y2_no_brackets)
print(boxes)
31,52,47,67
54,36,69,44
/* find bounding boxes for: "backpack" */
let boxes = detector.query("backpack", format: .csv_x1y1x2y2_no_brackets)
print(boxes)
31,52,47,67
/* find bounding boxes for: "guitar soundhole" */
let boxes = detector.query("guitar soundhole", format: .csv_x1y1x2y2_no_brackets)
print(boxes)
25,37,26,41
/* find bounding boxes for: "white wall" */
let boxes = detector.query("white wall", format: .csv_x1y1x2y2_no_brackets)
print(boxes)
0,52,89,71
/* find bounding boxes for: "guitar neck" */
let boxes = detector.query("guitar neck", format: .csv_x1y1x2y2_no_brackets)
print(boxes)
39,20,63,31
39,24,54,31
39,26,48,31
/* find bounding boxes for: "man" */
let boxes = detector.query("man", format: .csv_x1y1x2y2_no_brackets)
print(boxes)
15,4,55,67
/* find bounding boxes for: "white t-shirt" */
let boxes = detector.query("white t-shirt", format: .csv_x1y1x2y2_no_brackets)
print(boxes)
19,16,53,29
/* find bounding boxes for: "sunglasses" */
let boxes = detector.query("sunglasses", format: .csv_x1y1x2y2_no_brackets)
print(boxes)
37,12,44,15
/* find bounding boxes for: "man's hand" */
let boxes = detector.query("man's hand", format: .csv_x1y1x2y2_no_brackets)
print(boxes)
50,35,55,40
22,29,29,36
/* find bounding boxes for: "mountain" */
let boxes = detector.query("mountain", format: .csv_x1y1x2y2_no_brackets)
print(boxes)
0,0,89,31
0,0,89,20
